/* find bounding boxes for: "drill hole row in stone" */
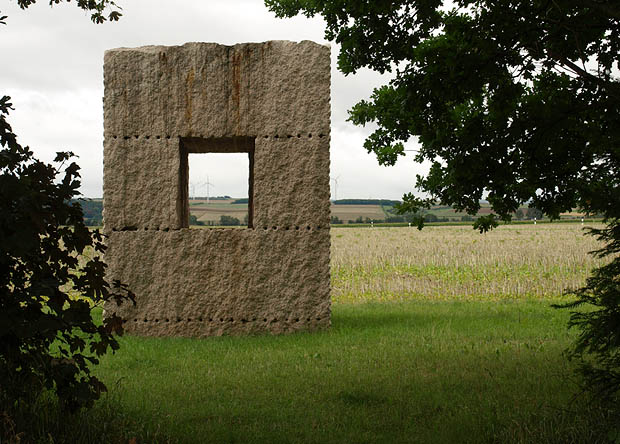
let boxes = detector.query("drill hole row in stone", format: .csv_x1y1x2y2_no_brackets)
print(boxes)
112,226,325,232
262,134,326,139
129,317,322,323
111,134,326,140
262,225,322,231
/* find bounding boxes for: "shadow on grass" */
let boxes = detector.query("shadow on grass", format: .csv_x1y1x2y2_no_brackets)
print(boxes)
84,301,606,444
330,300,561,336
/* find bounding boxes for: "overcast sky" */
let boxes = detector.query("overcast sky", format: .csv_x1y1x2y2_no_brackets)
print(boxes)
1,0,428,199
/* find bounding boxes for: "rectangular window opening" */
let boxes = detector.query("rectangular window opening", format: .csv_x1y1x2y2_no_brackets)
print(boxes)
179,137,254,229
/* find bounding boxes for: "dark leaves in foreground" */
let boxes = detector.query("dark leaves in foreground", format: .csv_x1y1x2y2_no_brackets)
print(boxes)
0,95,134,413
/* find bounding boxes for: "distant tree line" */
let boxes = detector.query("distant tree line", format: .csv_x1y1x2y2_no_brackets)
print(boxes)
77,199,559,227
75,201,249,227
193,195,231,200
189,214,248,226
333,199,401,206
330,205,551,225
72,199,102,226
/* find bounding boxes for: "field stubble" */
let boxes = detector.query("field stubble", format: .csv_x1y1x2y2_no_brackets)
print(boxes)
24,223,613,443
331,223,606,303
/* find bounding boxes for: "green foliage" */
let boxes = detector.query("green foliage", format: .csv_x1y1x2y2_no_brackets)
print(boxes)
556,221,620,401
0,96,134,413
515,209,525,221
330,215,343,224
473,214,499,233
266,0,620,415
76,198,103,226
219,215,241,226
527,207,544,220
91,301,614,443
267,0,619,226
10,0,122,23
189,214,205,226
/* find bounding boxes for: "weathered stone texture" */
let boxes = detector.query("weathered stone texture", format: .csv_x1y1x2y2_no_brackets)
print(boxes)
253,136,331,229
103,41,330,138
103,137,183,230
103,41,331,336
106,229,330,336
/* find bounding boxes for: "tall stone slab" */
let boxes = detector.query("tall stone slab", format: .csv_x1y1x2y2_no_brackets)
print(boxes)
103,41,331,336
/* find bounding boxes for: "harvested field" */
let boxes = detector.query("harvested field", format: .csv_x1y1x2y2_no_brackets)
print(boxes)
330,204,387,222
189,199,248,223
331,223,606,302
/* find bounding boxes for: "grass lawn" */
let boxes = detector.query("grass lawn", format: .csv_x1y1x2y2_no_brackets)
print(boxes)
6,225,613,443
86,299,607,444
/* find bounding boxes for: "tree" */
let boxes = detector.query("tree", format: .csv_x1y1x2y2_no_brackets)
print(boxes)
330,215,343,224
9,0,122,23
515,209,525,221
78,199,103,226
0,97,134,412
219,215,241,226
1,0,132,415
424,213,438,223
189,214,205,226
526,206,543,220
266,0,620,406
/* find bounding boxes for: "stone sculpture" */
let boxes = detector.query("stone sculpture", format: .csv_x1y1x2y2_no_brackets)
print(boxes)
103,41,331,336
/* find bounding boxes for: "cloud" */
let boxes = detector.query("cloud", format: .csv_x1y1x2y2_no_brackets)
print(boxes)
1,0,427,199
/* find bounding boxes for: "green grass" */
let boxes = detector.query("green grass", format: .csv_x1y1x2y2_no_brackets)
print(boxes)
75,301,609,444
5,301,613,443
5,224,613,443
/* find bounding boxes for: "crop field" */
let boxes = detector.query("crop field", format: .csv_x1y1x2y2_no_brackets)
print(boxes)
184,199,588,226
22,223,613,443
189,199,249,223
330,204,388,222
331,223,605,302
189,200,389,224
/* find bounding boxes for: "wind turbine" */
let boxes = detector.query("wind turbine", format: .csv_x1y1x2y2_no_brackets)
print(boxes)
205,176,215,204
331,175,340,202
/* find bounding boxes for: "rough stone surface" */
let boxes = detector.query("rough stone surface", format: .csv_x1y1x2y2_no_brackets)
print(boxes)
253,136,330,230
106,229,330,336
103,41,330,138
103,41,331,336
103,137,183,230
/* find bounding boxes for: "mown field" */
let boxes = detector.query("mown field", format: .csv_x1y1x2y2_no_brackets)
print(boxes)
19,223,615,443
187,200,390,224
330,204,388,222
189,199,249,224
332,224,603,302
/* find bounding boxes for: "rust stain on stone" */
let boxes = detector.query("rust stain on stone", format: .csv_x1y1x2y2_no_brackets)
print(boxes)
102,41,332,337
231,50,241,132
185,68,195,134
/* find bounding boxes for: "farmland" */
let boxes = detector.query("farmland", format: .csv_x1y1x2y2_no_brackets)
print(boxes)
185,199,389,225
332,224,604,302
185,199,586,225
79,198,590,227
15,223,614,443
189,199,249,224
